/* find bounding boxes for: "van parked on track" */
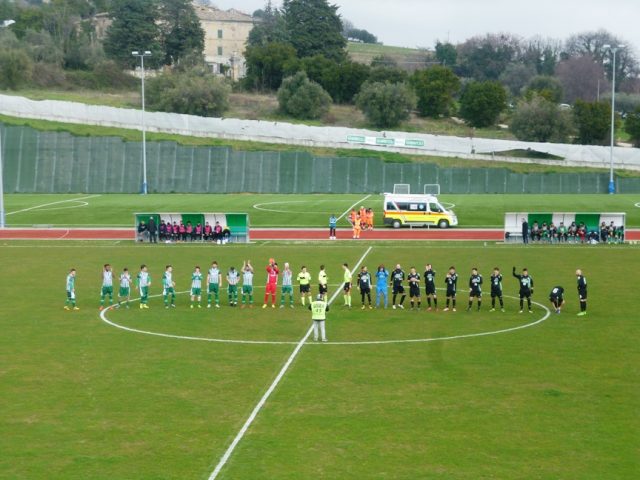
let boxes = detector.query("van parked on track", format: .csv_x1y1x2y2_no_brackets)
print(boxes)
383,193,458,229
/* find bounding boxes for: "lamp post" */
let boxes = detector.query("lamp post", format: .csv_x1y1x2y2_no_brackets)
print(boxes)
132,50,152,195
0,19,16,228
602,44,625,194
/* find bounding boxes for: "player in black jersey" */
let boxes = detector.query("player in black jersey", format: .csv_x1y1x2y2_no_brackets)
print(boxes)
467,267,483,312
489,267,505,312
357,266,373,309
549,286,565,314
513,266,534,313
391,264,406,309
576,269,587,316
443,266,458,311
408,267,421,310
423,264,437,311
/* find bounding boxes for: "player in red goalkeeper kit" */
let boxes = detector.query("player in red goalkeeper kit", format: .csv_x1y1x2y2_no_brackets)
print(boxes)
263,259,279,308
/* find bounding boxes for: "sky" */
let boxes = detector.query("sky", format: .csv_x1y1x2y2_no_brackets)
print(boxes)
211,0,639,53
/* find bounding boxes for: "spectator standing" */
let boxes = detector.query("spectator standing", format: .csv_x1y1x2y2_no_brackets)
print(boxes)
148,217,157,243
329,214,337,240
521,218,529,244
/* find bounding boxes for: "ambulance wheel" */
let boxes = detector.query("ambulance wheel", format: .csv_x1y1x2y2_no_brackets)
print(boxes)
438,219,449,229
392,220,401,229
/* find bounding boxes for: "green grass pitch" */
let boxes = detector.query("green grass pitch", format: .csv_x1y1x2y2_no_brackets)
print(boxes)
5,193,640,228
1,241,638,479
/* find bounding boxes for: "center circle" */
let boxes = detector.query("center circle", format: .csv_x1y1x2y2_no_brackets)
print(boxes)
100,292,550,346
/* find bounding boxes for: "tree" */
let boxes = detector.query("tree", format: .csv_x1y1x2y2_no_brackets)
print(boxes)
499,63,536,97
521,36,562,75
277,71,332,119
459,80,507,128
282,0,346,61
355,81,416,128
573,100,611,145
555,55,608,103
248,1,288,46
625,106,640,147
158,0,204,66
410,66,460,117
524,75,563,103
564,29,639,86
368,66,408,84
0,48,33,89
243,41,298,91
147,68,230,117
346,28,377,44
104,0,163,69
457,33,522,80
510,96,574,142
435,41,457,67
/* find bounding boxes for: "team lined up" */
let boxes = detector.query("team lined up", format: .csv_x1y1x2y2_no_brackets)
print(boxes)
64,260,587,316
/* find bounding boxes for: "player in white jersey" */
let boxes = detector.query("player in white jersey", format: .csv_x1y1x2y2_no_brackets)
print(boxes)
280,262,294,308
227,267,239,306
117,267,132,309
162,265,176,308
241,260,254,308
190,266,203,308
64,268,79,310
136,265,151,309
207,261,222,308
99,264,114,310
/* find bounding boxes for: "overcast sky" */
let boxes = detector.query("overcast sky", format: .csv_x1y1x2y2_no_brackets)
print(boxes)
212,0,639,53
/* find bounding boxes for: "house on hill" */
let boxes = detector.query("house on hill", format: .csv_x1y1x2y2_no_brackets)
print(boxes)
193,3,255,79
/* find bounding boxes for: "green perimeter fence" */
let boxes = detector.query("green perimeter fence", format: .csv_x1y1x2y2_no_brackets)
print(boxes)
2,124,640,194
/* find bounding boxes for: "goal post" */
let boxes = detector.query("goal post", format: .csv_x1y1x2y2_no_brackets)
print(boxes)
423,184,441,195
393,183,411,195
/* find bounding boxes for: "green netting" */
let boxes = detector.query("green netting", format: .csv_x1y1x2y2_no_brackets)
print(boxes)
3,123,640,194
575,213,601,231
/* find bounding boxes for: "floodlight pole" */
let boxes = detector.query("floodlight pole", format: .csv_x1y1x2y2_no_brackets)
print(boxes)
0,19,15,228
603,44,625,195
132,50,152,195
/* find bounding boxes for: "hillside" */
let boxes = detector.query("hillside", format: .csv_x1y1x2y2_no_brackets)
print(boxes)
347,41,433,70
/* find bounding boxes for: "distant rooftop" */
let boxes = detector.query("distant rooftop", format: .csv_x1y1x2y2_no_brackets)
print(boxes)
194,4,253,22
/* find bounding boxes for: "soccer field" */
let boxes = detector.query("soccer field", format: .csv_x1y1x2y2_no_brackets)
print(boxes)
1,241,638,479
5,193,640,228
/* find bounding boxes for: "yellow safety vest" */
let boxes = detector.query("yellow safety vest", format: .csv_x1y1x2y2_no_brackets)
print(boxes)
311,301,328,320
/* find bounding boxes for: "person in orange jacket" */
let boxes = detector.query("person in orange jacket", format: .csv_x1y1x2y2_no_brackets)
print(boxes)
353,215,362,239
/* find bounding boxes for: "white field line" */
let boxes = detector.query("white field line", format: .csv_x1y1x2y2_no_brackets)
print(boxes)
6,195,102,216
252,200,308,214
207,246,373,480
336,194,372,222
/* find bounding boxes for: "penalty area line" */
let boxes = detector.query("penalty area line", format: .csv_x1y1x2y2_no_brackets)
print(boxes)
6,194,102,216
207,245,373,480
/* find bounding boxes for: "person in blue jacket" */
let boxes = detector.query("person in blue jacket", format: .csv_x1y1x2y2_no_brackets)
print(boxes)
375,264,389,308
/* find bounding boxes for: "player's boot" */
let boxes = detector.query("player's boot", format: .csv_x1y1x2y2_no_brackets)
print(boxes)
73,306,80,311
64,306,70,311
262,304,267,309
490,308,495,312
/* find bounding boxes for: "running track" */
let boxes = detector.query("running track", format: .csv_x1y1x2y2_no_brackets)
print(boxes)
1,227,639,241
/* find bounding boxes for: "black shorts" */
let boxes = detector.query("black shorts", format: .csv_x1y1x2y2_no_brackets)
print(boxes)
393,285,405,295
319,284,328,294
425,284,436,295
343,282,351,292
300,284,310,293
578,290,587,300
409,285,420,297
360,285,371,294
446,289,456,298
550,295,564,305
519,290,532,299
491,289,502,298
469,290,482,298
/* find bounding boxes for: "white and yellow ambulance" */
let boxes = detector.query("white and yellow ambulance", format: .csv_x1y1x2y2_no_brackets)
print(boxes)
382,193,458,229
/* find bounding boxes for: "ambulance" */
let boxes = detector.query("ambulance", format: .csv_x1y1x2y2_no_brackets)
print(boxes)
383,193,458,229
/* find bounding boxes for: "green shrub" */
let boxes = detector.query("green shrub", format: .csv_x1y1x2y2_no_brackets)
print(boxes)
410,66,460,118
510,96,574,143
624,106,640,147
355,81,416,128
459,80,507,128
277,71,332,119
0,49,33,89
147,71,231,117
